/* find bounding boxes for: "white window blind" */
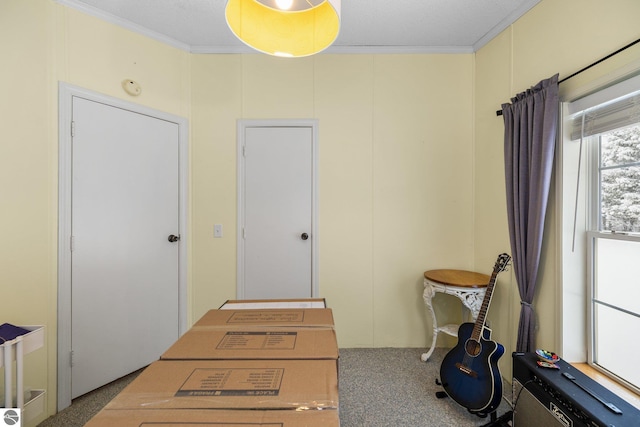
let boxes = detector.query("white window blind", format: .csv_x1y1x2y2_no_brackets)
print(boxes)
569,74,640,140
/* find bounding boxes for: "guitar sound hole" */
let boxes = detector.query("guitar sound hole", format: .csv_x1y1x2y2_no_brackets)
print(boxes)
464,339,481,356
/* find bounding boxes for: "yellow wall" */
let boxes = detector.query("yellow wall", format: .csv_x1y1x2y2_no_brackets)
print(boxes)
0,1,53,422
190,53,475,349
1,0,190,423
1,1,55,424
2,0,640,421
474,0,640,379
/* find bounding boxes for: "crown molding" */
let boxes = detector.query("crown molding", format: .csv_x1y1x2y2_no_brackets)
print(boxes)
473,0,540,51
54,0,191,52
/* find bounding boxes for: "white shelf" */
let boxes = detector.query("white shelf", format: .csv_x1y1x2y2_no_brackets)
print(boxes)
0,326,44,368
23,389,46,422
1,325,45,423
437,324,460,337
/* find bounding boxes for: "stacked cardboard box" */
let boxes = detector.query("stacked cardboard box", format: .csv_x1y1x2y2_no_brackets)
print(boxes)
84,409,339,426
85,299,339,426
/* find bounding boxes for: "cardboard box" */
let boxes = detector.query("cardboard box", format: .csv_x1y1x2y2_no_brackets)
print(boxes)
85,408,340,426
161,326,338,360
193,308,335,328
104,359,338,411
219,298,327,309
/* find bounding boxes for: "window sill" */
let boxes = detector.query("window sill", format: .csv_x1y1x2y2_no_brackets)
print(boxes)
572,363,640,410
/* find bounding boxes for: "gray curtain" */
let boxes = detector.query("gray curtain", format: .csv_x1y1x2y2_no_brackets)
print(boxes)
502,74,559,353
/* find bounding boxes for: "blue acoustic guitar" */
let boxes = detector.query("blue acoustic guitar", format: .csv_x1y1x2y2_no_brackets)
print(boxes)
439,253,510,416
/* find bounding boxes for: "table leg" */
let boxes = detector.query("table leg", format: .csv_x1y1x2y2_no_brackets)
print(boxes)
421,283,438,362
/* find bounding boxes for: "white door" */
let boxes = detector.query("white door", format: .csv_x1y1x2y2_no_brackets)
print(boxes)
239,123,317,299
70,97,180,398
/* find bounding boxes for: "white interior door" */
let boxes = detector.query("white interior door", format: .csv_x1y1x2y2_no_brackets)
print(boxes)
239,123,317,299
70,97,180,398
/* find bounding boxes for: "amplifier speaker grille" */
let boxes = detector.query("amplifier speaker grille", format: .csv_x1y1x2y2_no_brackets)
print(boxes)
513,379,571,427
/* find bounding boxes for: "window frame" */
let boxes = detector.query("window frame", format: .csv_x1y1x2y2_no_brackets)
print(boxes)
585,130,640,392
559,75,640,393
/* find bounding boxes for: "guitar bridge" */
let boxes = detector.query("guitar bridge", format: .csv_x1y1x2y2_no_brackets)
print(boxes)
455,362,478,378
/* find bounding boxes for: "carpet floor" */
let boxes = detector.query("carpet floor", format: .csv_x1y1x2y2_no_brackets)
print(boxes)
38,348,513,426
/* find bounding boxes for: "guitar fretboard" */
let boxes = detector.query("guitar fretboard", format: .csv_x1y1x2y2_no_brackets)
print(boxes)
470,254,510,342
471,271,499,341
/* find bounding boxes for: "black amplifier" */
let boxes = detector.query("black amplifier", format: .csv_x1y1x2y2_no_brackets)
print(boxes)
512,352,640,427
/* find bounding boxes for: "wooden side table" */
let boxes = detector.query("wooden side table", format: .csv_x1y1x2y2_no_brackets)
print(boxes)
421,269,490,362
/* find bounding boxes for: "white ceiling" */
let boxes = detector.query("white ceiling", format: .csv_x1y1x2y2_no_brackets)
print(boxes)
55,0,541,54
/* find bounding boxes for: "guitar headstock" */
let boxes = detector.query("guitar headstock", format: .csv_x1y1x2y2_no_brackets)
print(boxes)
493,253,511,274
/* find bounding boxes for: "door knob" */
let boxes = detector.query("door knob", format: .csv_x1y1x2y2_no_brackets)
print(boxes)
300,233,309,241
168,234,180,242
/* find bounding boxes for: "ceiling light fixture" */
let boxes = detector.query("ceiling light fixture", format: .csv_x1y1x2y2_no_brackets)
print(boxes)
225,0,341,58
275,0,294,10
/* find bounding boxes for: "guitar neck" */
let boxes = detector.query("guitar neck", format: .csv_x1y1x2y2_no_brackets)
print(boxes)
471,271,499,341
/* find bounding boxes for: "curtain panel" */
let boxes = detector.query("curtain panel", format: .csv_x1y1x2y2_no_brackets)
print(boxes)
502,74,559,353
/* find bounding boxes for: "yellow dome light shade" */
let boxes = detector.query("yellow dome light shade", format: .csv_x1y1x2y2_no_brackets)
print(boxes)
225,0,341,57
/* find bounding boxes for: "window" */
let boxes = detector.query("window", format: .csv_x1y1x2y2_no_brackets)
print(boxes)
587,125,640,391
562,75,640,392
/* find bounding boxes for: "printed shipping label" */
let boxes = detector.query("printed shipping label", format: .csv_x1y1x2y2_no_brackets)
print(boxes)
176,368,284,397
216,331,297,350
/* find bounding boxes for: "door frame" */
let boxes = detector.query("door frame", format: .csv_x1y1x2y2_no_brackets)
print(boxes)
57,83,189,410
236,119,319,299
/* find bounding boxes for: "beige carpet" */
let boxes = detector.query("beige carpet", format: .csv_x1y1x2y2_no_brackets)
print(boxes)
37,368,143,427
